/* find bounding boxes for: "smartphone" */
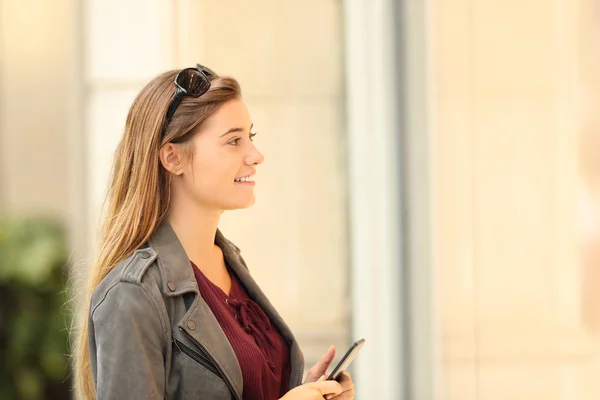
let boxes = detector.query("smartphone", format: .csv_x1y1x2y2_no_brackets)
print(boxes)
326,338,366,381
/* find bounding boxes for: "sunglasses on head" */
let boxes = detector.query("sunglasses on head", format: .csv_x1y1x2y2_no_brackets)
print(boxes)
163,63,217,135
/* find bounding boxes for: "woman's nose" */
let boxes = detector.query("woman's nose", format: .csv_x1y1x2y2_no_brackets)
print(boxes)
245,144,264,166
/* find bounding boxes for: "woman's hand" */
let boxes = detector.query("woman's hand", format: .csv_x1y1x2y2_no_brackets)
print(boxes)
304,345,336,383
323,372,355,400
302,345,355,399
280,375,343,400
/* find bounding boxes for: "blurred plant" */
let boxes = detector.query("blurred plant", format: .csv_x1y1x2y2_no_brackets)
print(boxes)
0,216,72,399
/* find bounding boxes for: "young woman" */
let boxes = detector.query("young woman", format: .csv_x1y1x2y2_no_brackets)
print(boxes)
72,64,355,400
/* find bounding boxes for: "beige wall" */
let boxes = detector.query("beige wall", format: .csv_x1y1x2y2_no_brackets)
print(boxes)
0,0,73,216
432,0,600,398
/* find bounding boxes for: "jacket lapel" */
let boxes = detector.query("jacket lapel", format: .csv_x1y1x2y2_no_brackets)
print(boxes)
179,295,244,399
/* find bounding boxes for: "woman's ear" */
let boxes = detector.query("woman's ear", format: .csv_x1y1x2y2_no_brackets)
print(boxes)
159,143,184,175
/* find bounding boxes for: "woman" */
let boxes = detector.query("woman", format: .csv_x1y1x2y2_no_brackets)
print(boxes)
72,64,355,400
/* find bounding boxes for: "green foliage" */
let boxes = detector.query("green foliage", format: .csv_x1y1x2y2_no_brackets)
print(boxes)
0,216,72,399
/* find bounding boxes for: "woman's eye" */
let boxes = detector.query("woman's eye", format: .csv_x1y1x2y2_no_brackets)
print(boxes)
228,132,257,146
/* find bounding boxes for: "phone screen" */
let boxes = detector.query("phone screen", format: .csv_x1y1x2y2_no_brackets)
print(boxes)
326,338,365,381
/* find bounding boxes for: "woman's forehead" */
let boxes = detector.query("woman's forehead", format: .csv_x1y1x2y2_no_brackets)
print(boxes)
201,99,252,135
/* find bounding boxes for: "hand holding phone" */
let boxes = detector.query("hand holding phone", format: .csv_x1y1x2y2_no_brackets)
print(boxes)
326,338,365,382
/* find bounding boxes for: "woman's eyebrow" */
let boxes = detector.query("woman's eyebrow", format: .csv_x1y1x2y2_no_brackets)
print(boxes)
219,123,254,137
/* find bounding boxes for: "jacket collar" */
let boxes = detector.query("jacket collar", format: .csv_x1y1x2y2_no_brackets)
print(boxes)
147,219,242,297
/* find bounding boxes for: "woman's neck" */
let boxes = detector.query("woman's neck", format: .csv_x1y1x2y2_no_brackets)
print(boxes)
167,201,223,270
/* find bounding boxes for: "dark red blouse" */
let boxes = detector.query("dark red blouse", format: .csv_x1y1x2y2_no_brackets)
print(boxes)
191,261,290,400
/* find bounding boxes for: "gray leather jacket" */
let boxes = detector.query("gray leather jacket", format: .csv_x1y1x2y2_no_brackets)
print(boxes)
88,221,304,399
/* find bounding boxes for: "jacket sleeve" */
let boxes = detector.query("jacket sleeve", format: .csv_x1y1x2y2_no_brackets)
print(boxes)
88,281,166,400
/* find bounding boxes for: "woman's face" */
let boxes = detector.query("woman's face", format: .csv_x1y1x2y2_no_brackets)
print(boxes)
177,98,264,211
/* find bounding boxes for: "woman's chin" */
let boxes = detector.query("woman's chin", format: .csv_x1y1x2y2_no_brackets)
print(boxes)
223,196,256,211
239,197,256,209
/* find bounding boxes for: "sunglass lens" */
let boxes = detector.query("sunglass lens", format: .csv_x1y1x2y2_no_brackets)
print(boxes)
196,64,216,77
176,68,210,96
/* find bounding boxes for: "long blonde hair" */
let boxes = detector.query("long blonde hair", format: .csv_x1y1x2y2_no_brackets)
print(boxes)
71,68,241,400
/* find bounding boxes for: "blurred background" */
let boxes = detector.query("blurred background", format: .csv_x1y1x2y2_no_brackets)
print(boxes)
2,0,600,399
